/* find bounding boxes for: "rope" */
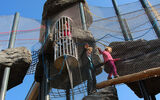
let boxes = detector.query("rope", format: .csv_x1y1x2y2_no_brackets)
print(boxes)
95,34,109,42
0,25,45,35
75,33,124,47
130,21,150,31
84,6,147,22
0,23,153,49
96,41,108,47
98,39,110,44
90,25,122,33
131,27,153,33
133,25,154,40
42,50,67,80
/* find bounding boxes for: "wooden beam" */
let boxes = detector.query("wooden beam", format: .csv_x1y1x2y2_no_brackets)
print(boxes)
96,67,160,89
25,82,40,100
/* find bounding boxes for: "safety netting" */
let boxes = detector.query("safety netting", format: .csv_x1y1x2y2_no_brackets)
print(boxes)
1,0,160,99
89,0,159,48
87,0,160,76
49,0,160,99
27,0,160,76
27,49,40,74
0,15,42,50
0,0,158,77
87,1,160,99
49,81,87,98
0,15,43,75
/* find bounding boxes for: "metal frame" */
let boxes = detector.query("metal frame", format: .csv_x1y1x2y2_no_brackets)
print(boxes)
0,12,20,100
53,16,78,61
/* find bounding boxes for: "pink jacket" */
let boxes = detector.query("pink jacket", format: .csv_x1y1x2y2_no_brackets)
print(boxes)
98,49,113,63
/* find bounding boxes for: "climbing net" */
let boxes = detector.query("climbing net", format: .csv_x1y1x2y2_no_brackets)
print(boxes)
25,0,160,98
1,0,160,99
27,50,40,74
87,0,160,47
49,81,87,98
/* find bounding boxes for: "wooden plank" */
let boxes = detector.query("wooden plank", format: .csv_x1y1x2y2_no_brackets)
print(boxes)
25,82,40,100
96,67,160,89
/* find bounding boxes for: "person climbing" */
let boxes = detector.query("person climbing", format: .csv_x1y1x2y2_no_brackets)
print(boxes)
82,43,97,95
63,20,71,37
97,46,120,80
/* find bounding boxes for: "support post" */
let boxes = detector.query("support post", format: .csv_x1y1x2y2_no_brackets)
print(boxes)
8,12,20,48
66,59,74,100
0,12,19,100
150,94,156,100
112,0,129,41
139,0,160,38
44,62,50,100
44,75,50,100
138,0,160,98
40,75,45,100
79,2,87,31
44,20,51,100
40,63,50,100
39,20,51,100
66,86,70,100
138,81,151,100
45,20,51,41
123,19,133,41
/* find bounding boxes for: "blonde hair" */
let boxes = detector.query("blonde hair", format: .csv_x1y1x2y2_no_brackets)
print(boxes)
105,47,112,52
87,47,93,52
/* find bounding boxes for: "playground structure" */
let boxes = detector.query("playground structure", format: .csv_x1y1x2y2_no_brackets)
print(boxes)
1,0,160,100
35,0,102,100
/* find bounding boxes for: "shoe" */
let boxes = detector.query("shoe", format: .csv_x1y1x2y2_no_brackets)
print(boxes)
88,90,96,95
114,75,119,78
92,90,97,94
108,77,112,80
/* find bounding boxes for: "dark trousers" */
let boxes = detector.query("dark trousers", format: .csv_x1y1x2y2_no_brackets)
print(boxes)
87,67,96,95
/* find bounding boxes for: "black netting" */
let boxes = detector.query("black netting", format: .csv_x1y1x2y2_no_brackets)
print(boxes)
26,50,40,74
0,15,42,50
49,81,87,98
86,1,160,49
1,1,160,99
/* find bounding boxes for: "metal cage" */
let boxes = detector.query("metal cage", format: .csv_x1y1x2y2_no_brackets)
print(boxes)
53,16,78,70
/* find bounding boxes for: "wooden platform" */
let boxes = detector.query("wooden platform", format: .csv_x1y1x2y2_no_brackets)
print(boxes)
96,67,160,89
54,55,78,71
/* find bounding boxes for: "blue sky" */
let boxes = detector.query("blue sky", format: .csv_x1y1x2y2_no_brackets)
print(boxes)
0,0,160,100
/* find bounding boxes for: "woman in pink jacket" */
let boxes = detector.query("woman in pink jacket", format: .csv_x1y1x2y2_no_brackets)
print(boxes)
98,47,119,80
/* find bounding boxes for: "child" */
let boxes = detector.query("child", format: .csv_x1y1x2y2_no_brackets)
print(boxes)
83,44,96,95
97,47,120,80
63,21,71,37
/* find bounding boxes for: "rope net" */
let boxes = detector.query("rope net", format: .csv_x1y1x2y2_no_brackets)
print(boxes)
49,81,87,98
0,15,42,50
88,1,159,46
27,50,40,74
1,0,160,99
